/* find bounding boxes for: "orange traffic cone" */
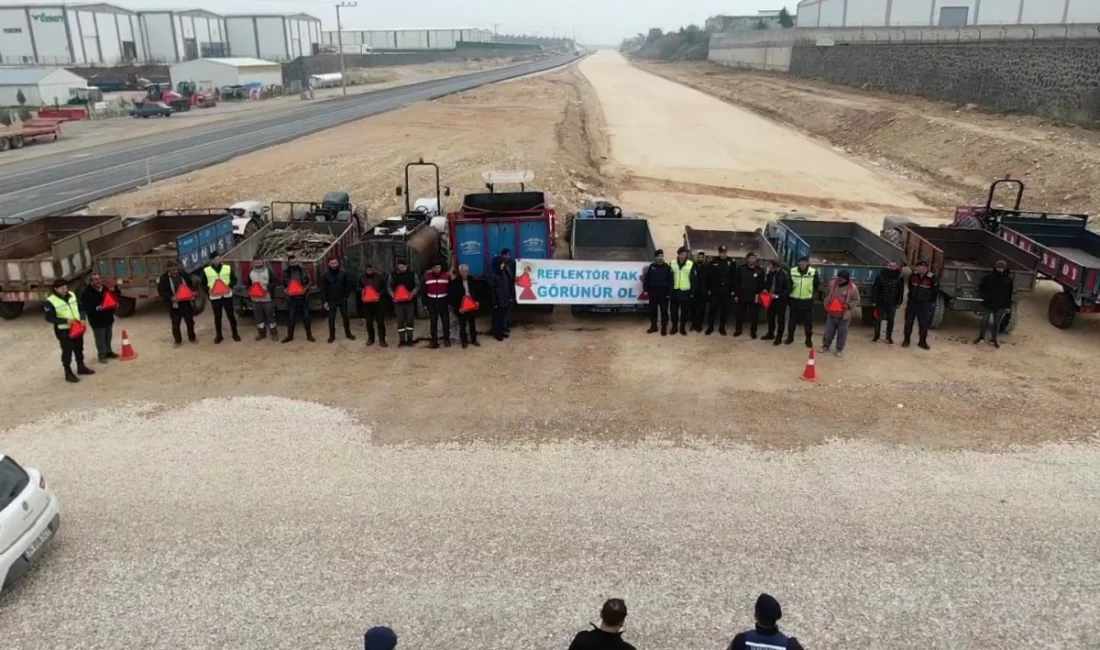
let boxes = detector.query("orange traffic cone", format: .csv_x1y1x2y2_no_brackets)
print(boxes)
800,348,817,382
119,329,138,361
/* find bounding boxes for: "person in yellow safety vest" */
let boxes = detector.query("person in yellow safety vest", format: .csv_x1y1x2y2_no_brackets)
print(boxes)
205,251,241,344
669,246,694,336
785,255,820,348
43,278,96,384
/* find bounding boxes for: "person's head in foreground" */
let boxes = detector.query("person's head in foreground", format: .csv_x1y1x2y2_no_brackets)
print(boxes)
364,625,397,650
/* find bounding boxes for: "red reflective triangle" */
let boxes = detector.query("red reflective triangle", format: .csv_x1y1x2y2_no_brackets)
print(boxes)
759,291,773,309
287,278,306,297
393,285,412,302
248,282,266,299
361,284,380,303
211,278,231,297
68,320,86,339
174,282,195,301
100,291,119,310
459,295,478,313
826,297,844,313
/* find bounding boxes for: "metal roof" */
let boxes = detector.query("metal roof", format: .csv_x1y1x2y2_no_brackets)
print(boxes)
188,57,279,67
0,67,58,85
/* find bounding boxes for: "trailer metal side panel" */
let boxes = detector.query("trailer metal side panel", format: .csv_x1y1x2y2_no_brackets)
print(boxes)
903,225,1039,299
91,214,234,285
683,227,777,262
998,214,1100,302
771,219,902,303
0,215,122,293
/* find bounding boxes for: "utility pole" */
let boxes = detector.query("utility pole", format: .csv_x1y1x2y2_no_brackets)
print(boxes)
335,1,356,97
490,22,500,38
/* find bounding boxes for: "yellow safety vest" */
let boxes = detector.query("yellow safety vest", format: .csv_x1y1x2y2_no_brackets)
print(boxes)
204,265,232,291
789,267,817,300
46,292,80,329
670,259,694,291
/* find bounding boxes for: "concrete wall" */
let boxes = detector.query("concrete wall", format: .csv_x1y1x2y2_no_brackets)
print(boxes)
798,0,1100,27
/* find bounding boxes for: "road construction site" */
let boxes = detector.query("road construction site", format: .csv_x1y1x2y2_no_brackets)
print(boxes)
1,50,1098,650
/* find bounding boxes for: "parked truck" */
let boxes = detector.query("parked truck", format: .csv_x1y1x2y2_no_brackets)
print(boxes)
0,214,122,319
946,179,1096,329
769,218,904,325
223,221,359,313
450,171,556,280
902,224,1039,332
570,215,656,316
683,226,778,264
88,212,235,317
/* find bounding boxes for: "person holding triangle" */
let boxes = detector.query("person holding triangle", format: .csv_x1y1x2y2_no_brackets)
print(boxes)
282,253,315,343
44,278,96,383
357,262,388,347
204,251,240,344
388,258,420,347
449,263,479,348
158,259,199,347
246,256,278,341
79,272,120,363
820,269,860,358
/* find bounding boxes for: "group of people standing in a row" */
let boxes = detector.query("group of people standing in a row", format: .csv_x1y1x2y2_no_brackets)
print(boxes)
641,247,1017,357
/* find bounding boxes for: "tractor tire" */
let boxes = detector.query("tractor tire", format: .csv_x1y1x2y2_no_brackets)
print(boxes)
929,294,946,329
1047,292,1077,330
0,300,25,320
192,287,208,315
999,304,1019,334
0,137,10,152
861,306,876,326
114,296,137,318
11,135,24,149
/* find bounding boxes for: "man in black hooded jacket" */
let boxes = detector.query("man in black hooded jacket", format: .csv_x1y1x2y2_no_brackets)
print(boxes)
976,260,1013,348
871,260,905,344
568,598,636,650
727,593,805,650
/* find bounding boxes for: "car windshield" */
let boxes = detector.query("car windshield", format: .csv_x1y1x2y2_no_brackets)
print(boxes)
0,456,30,512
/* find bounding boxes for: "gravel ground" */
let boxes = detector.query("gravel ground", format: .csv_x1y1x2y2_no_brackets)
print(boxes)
2,397,1098,650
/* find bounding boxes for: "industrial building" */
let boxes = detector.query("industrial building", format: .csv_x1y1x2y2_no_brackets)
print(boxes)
168,57,282,91
796,0,1100,27
321,27,492,51
0,66,86,105
0,3,321,65
705,10,791,32
224,13,322,61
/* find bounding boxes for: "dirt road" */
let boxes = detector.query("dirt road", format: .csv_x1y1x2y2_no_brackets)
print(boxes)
578,51,937,249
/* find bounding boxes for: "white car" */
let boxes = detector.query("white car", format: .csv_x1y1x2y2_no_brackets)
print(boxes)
0,454,60,592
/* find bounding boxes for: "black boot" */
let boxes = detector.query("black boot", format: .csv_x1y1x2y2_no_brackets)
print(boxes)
76,364,95,376
443,338,452,348
772,337,782,346
345,330,357,341
679,325,688,336
901,338,911,348
255,330,267,341
365,335,375,347
762,332,775,341
918,340,930,350
231,331,241,342
660,325,667,336
214,334,224,344
64,368,79,383
306,331,316,343
647,326,658,334
805,337,812,348
783,336,794,345
379,337,389,348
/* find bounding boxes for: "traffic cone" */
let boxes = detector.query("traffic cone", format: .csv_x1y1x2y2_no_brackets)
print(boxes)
119,329,138,361
800,348,817,382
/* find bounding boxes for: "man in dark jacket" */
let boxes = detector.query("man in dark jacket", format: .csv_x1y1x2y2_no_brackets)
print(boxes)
389,258,420,347
706,246,736,335
357,263,388,347
282,253,315,343
691,250,709,331
643,249,672,335
320,257,356,343
976,260,1013,348
44,278,95,383
726,593,804,650
903,259,938,350
491,248,517,336
79,272,119,363
734,252,767,338
567,599,635,650
871,260,905,344
449,263,479,348
157,259,199,347
489,261,512,341
762,259,790,346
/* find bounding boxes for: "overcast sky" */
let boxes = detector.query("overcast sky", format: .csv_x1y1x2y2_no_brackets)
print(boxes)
1,0,792,44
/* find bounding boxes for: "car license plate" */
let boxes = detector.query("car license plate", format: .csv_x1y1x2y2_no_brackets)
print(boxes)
23,526,52,560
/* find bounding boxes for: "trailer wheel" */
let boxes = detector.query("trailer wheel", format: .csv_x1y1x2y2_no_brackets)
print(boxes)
999,304,1019,334
0,300,25,320
1047,292,1077,330
192,287,208,315
114,296,137,318
929,294,946,329
11,135,24,149
0,137,10,152
861,306,876,326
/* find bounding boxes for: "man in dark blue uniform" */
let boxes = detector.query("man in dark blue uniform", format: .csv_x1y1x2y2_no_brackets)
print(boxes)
727,593,804,650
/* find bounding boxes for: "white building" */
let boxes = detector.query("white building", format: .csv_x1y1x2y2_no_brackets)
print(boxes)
138,9,228,63
168,57,282,91
0,3,145,65
224,13,322,61
321,27,492,51
0,66,86,105
797,0,1100,27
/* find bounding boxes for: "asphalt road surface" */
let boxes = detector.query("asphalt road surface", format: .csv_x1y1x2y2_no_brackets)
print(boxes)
0,53,580,222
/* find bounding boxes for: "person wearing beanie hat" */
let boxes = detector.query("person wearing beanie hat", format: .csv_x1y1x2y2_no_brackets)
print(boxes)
363,625,397,650
43,277,95,383
820,267,859,358
668,246,695,336
727,593,804,650
568,598,636,650
975,259,1013,348
643,249,673,335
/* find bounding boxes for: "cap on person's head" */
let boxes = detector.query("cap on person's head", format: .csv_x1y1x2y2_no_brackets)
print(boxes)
600,598,628,627
838,269,850,279
677,246,688,255
52,278,68,289
363,626,397,650
396,258,407,266
501,248,511,255
209,251,220,261
798,255,809,263
718,245,728,253
755,593,782,627
995,259,1008,269
655,249,664,257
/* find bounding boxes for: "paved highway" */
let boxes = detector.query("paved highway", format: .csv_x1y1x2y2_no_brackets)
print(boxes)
0,53,581,221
